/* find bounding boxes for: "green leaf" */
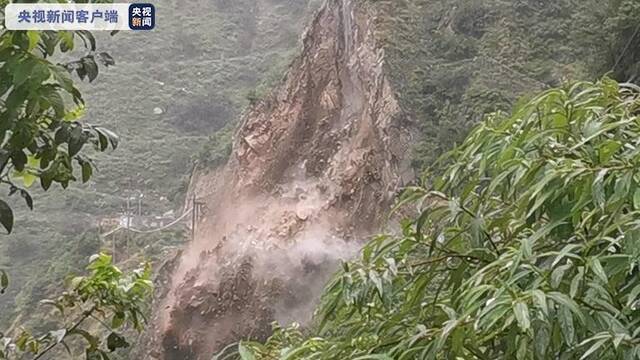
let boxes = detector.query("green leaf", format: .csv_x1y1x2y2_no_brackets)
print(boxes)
77,30,96,51
40,171,54,191
598,139,622,163
580,338,608,360
51,65,75,94
558,306,575,345
0,200,14,234
513,301,530,332
81,161,93,183
15,331,30,351
592,169,607,209
68,126,86,157
95,127,119,150
106,332,129,352
570,269,584,298
626,283,640,308
470,216,485,248
46,89,66,118
0,270,8,294
64,105,86,122
548,292,585,324
590,258,608,284
82,56,99,82
534,322,550,359
26,31,40,52
97,52,115,67
238,343,256,360
369,270,384,297
59,31,75,52
111,312,125,329
19,190,33,210
96,131,109,151
21,172,36,188
551,264,571,288
11,150,27,172
88,253,112,269
352,355,393,360
532,290,548,317
12,58,37,87
516,335,528,360
633,189,640,210
55,126,70,145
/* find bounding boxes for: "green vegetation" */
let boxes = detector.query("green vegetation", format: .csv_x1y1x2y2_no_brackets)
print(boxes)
0,4,156,359
1,253,152,359
373,0,640,170
0,0,123,332
0,20,118,234
231,78,640,359
196,123,233,169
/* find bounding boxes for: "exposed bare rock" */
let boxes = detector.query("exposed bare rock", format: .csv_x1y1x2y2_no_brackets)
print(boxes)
141,0,413,358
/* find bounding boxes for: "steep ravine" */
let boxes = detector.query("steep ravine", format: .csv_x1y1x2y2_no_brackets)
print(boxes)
142,1,414,358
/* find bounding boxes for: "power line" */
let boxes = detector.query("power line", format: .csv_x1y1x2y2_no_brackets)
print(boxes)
100,226,123,238
126,208,193,234
99,207,193,237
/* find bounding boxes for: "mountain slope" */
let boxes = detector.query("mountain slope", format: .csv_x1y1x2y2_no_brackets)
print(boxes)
142,0,413,358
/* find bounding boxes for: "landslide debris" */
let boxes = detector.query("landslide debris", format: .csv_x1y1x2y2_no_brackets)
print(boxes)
141,1,413,358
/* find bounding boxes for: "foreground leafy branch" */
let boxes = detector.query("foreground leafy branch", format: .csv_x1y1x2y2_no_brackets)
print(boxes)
0,254,152,360
0,3,118,234
227,78,640,359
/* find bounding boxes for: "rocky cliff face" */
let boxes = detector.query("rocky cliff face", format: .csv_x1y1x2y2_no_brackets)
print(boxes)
143,0,413,358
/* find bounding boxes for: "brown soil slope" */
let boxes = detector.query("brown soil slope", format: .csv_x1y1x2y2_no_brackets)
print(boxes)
143,0,414,358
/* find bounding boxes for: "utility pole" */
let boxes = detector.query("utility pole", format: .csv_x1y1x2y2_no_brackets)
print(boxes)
191,194,197,242
125,196,131,258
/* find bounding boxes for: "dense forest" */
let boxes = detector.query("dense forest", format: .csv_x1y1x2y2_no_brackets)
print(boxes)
1,0,640,359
